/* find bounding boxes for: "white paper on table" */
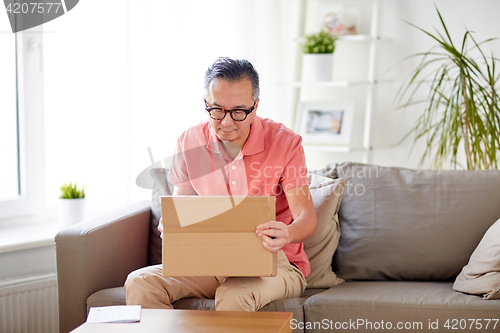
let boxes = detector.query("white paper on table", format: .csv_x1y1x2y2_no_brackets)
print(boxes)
86,305,141,323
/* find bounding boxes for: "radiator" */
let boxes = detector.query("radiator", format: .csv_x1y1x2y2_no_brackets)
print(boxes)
0,274,58,333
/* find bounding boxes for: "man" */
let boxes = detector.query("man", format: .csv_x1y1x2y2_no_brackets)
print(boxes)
125,57,317,311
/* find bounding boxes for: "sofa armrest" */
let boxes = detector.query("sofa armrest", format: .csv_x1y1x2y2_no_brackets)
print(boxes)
55,201,151,333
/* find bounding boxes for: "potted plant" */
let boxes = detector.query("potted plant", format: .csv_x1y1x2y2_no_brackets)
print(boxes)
58,182,86,227
301,30,337,82
395,7,500,170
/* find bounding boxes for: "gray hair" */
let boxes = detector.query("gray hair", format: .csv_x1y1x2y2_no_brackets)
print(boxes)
204,57,260,102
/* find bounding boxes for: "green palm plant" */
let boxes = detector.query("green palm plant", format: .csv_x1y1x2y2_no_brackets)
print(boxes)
395,7,500,170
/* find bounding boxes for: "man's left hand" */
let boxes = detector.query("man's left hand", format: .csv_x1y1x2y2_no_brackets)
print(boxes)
255,221,290,252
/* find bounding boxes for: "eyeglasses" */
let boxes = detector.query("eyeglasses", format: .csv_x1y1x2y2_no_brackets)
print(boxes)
204,99,256,122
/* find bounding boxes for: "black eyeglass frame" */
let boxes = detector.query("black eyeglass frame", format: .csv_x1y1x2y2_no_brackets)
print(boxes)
204,99,257,122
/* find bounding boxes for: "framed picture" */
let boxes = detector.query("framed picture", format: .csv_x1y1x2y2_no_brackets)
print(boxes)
296,102,354,145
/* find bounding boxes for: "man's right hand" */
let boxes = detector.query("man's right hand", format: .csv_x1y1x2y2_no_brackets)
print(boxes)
158,185,196,240
158,217,164,239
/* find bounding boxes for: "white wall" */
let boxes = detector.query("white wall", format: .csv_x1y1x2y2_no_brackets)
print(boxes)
43,0,131,215
377,0,500,169
303,0,500,170
40,0,500,215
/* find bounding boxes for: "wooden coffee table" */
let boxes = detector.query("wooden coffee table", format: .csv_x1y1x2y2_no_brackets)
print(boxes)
71,309,293,333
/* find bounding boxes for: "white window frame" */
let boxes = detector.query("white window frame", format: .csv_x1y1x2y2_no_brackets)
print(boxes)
0,26,45,221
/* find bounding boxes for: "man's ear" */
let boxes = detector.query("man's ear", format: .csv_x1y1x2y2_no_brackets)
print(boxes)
254,99,260,112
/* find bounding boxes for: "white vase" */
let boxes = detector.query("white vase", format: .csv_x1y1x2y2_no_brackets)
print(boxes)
302,53,334,82
58,198,86,228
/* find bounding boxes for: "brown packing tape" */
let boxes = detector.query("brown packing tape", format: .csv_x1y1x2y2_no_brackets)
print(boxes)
161,196,277,277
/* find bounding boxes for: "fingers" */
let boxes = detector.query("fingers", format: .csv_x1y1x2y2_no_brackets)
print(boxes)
255,221,287,239
158,217,164,239
255,221,283,231
258,234,284,252
255,221,289,253
257,228,282,239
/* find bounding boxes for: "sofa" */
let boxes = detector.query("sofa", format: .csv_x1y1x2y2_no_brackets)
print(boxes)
55,162,500,333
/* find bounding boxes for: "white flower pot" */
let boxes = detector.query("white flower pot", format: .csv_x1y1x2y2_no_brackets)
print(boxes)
58,198,86,228
302,53,334,82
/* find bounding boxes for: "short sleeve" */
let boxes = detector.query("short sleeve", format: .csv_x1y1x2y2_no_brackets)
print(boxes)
280,135,309,192
167,134,193,190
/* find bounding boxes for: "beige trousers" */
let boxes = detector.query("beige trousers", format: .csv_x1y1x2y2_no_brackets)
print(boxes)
124,250,307,311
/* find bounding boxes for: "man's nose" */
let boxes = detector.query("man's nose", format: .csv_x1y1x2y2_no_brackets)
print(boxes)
221,112,236,126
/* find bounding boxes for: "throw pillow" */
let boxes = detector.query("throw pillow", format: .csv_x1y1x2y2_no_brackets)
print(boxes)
309,162,338,179
303,173,346,289
149,168,173,265
453,218,500,300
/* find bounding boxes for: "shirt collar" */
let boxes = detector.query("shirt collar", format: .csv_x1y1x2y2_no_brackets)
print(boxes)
242,116,265,156
206,125,221,153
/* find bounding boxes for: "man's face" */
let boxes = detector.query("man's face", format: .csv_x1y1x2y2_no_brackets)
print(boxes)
205,78,258,149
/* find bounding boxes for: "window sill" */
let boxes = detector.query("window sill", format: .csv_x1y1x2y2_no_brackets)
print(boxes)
0,200,132,254
0,217,60,254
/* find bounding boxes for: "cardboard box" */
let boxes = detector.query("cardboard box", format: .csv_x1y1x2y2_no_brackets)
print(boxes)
161,196,277,277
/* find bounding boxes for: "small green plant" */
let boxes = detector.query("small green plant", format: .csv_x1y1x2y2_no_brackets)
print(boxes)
302,31,337,54
59,182,86,199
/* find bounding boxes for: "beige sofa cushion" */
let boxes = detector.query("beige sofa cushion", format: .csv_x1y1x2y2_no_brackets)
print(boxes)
304,174,345,289
453,218,500,300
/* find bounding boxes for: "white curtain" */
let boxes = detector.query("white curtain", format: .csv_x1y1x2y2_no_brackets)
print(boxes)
42,0,289,208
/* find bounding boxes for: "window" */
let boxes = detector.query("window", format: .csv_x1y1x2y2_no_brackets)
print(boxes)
0,14,45,222
0,31,18,200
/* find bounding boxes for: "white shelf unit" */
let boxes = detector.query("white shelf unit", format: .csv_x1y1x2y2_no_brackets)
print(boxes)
287,0,387,161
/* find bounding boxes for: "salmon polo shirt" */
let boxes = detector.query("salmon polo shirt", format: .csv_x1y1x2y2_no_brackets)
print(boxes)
168,116,311,277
